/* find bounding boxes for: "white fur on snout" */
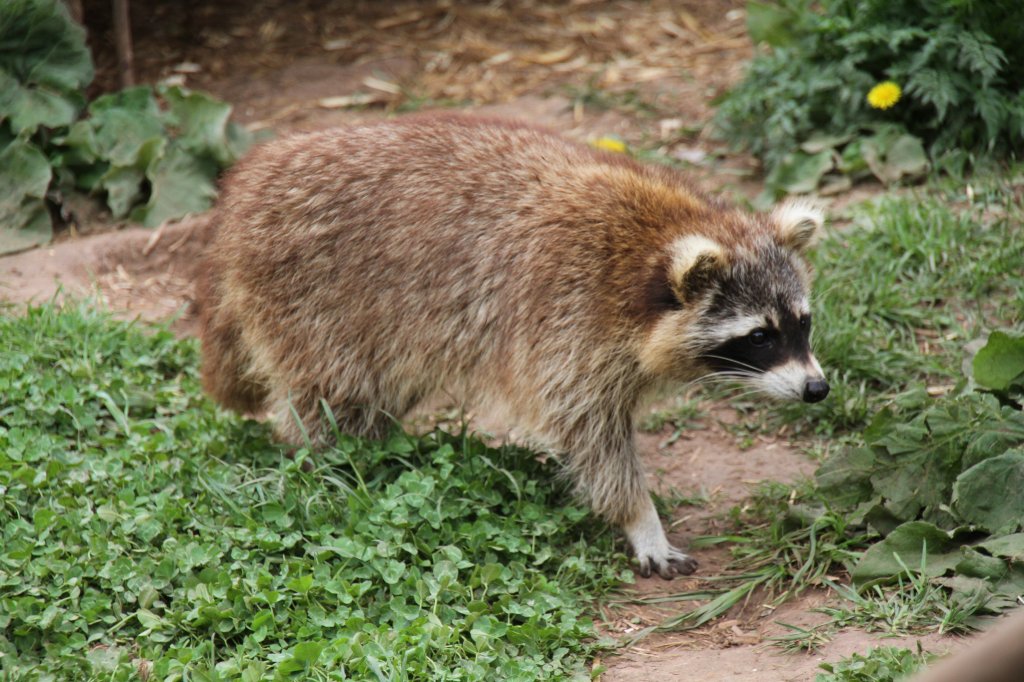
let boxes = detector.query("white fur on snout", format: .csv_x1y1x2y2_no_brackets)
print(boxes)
808,354,824,375
754,358,823,400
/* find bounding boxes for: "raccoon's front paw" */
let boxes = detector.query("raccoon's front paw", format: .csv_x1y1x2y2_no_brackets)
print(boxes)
625,502,699,579
636,545,699,580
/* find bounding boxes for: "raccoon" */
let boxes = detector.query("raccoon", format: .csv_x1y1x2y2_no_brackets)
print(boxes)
196,115,828,579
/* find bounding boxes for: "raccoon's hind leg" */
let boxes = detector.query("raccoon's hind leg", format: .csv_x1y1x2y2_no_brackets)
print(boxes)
567,419,698,579
195,267,268,413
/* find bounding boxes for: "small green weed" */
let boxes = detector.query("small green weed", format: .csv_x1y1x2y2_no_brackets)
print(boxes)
0,303,628,680
640,395,703,434
816,645,935,682
820,574,983,637
717,0,1024,196
770,621,834,654
772,551,985,654
563,79,660,117
785,187,1024,431
641,482,870,632
651,486,707,520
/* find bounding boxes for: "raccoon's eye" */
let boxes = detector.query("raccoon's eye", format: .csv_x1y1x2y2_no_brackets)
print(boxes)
799,314,811,331
748,329,769,347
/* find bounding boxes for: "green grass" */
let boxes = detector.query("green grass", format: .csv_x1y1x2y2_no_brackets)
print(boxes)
0,303,629,681
639,394,704,435
773,566,983,654
815,646,935,682
615,482,868,634
792,181,1024,432
561,79,662,118
819,572,984,637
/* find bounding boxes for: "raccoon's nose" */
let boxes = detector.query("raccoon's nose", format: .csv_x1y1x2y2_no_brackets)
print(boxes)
803,379,830,403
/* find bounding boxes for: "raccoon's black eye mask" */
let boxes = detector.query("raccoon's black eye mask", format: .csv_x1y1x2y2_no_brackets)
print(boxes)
702,310,813,374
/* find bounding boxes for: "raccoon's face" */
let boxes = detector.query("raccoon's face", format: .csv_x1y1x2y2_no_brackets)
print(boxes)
641,201,829,403
696,248,829,403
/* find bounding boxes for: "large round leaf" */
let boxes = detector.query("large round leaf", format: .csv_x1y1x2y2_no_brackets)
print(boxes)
953,450,1024,535
0,137,53,254
132,144,218,227
0,0,93,134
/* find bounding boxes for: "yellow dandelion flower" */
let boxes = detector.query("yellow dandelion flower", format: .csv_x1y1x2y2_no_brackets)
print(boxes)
592,136,628,154
867,81,901,110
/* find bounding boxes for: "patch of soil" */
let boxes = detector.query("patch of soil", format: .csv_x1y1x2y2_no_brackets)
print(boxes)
601,628,963,682
0,217,212,336
598,416,970,678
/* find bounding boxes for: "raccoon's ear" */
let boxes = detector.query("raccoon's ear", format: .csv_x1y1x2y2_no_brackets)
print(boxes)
773,199,824,253
668,235,727,301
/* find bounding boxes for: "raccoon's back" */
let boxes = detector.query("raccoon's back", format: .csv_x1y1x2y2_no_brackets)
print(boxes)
201,116,712,409
203,119,593,394
214,120,616,336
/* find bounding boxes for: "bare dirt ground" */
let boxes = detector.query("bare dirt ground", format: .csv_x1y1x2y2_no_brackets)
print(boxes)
2,1,967,678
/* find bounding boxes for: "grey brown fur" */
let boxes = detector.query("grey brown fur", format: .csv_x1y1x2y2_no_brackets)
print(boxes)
197,115,826,578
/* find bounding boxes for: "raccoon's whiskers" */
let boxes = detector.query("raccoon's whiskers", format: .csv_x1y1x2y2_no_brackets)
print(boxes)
700,355,766,375
726,386,772,402
681,370,757,391
706,371,759,382
697,373,761,394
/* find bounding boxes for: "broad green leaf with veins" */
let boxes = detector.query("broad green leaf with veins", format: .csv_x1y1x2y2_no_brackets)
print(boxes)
953,450,1024,535
0,0,93,134
161,84,252,166
0,137,53,253
131,144,221,227
973,332,1024,392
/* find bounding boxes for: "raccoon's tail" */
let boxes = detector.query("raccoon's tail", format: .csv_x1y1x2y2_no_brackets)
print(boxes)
195,259,269,414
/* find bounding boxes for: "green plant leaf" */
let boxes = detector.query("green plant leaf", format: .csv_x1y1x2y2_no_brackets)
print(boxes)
99,165,145,219
160,85,251,166
88,93,165,168
837,139,868,175
886,135,929,178
851,521,961,586
953,450,1024,535
978,533,1024,561
132,144,218,227
0,0,93,134
0,137,53,254
746,1,799,48
0,71,83,135
973,332,1024,392
89,85,161,116
990,565,1024,610
815,446,875,509
801,133,853,154
290,641,325,666
954,548,1007,580
863,133,929,183
0,198,52,255
58,118,99,165
765,149,833,194
0,136,51,204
